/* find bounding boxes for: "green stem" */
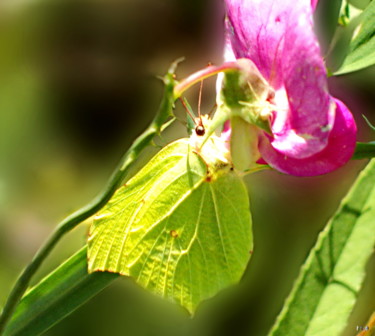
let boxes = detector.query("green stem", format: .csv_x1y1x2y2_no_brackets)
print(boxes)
352,142,375,160
0,61,178,335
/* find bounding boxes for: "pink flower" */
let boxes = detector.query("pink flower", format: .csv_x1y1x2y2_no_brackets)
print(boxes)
223,0,356,176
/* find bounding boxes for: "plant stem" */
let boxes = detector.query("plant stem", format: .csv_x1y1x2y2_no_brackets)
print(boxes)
173,62,241,99
0,61,178,335
353,142,375,160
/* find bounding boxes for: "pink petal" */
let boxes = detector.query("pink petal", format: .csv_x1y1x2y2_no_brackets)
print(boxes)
226,0,334,159
311,0,319,11
258,99,357,176
226,0,316,88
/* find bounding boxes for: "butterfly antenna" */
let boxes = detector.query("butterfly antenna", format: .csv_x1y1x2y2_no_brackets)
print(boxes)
179,97,196,125
198,80,203,123
194,80,206,136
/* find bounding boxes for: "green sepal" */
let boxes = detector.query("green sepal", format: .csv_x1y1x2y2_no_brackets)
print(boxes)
230,117,261,172
201,59,272,150
219,58,272,133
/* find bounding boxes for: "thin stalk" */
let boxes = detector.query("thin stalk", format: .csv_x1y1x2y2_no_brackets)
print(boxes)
173,62,241,99
352,142,375,160
0,61,178,334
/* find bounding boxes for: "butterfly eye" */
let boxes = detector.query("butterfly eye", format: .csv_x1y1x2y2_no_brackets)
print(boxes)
195,125,205,136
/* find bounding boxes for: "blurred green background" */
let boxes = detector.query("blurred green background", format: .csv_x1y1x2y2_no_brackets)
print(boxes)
0,0,374,335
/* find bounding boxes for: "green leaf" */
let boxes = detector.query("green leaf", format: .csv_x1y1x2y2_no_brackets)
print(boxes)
334,0,375,74
88,138,253,313
4,247,118,336
314,0,343,54
268,159,375,336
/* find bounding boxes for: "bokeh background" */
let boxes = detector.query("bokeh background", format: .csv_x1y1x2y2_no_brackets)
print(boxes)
0,0,374,335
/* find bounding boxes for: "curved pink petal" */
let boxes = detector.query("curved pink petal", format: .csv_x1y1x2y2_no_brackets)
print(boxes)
226,0,315,88
311,0,319,11
226,0,290,87
258,99,357,176
225,0,333,159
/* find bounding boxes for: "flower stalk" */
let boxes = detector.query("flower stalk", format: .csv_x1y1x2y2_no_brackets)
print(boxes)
173,62,241,99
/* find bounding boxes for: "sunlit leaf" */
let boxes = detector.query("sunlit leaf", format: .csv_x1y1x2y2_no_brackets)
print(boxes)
268,159,375,336
3,247,118,336
314,0,343,54
334,0,375,74
87,138,253,313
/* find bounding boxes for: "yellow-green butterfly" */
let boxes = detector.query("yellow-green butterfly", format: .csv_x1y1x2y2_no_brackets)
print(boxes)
87,123,253,313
